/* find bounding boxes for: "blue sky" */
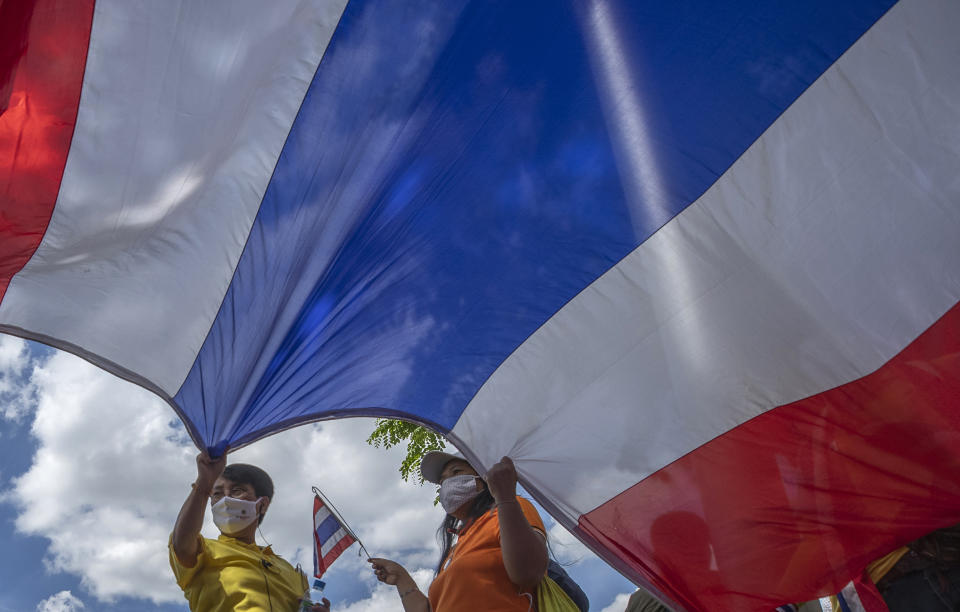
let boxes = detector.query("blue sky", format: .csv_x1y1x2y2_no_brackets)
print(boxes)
0,337,638,612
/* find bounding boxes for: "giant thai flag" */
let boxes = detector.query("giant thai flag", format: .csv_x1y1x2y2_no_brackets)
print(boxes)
2,0,959,609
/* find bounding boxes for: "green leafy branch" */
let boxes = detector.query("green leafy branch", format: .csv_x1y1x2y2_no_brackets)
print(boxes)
366,418,446,484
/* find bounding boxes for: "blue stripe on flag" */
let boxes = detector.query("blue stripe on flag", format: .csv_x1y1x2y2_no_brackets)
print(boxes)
175,0,896,450
315,514,342,547
837,593,854,612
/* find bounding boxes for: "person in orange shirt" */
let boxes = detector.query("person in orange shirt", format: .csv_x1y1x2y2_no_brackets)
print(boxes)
369,453,548,611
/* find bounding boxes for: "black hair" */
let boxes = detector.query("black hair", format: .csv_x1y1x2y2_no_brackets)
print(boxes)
435,487,495,574
222,463,274,498
222,463,274,525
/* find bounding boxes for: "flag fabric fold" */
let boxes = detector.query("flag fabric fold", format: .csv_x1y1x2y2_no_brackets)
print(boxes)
3,0,960,609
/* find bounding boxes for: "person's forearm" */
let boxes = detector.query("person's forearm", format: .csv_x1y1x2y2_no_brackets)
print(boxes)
394,574,431,612
172,482,210,566
497,499,548,590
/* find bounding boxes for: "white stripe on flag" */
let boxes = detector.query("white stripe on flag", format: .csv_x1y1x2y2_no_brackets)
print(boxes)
0,0,348,394
320,528,349,558
453,0,960,519
839,581,866,612
314,505,331,527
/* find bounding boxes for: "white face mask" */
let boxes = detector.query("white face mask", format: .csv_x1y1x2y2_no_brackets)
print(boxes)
438,474,481,515
211,496,263,535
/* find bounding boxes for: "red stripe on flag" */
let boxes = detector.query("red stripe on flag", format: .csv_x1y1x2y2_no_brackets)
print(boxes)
321,534,356,570
579,300,960,612
312,494,324,577
0,0,94,300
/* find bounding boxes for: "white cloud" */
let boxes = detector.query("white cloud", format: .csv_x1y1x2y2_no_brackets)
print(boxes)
36,591,84,612
336,568,433,612
4,347,442,607
0,335,26,370
7,349,196,603
600,592,632,612
337,583,405,612
0,334,38,421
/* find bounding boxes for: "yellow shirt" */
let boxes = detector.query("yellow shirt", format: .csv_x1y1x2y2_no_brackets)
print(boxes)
169,533,308,611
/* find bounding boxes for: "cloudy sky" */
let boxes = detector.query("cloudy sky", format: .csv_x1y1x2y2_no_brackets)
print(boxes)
0,335,637,612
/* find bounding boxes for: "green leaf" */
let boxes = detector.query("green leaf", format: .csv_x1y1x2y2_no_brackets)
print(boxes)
366,418,447,484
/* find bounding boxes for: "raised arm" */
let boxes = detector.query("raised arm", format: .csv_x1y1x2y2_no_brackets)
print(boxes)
172,450,226,567
484,457,549,591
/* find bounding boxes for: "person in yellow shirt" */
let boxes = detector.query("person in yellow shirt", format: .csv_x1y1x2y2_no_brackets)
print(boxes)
170,451,332,612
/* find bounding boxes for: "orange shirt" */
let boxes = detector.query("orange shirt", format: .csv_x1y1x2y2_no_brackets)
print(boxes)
428,497,545,612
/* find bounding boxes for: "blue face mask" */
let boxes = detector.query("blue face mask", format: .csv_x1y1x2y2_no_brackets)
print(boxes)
438,474,481,515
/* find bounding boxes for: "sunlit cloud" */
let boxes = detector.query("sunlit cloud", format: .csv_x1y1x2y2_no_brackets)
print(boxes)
35,590,85,612
2,346,439,607
0,335,38,422
600,592,633,612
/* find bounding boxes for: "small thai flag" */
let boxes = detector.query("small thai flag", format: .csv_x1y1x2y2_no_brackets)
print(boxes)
312,490,358,579
836,571,889,612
